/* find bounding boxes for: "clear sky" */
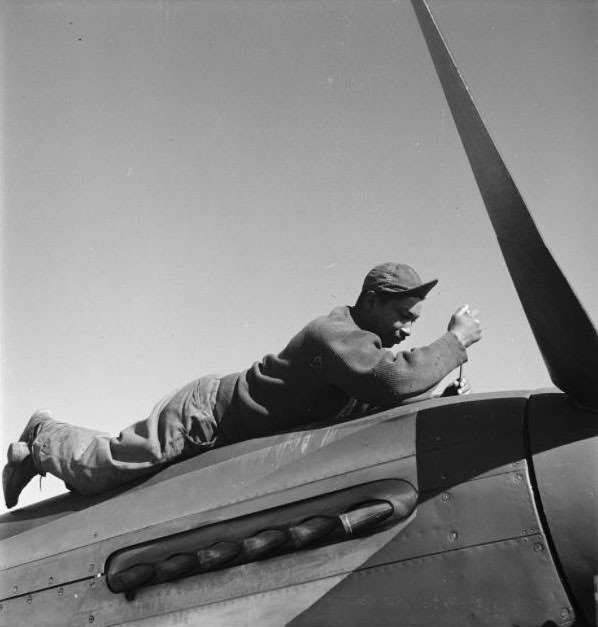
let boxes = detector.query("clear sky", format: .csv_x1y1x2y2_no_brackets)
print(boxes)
2,0,596,511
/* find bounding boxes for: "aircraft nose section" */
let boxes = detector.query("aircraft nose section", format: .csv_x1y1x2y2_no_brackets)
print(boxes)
527,392,598,626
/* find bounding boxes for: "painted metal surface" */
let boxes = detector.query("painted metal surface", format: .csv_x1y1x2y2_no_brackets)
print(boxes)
528,392,598,625
0,391,577,626
0,393,525,599
0,392,524,542
0,454,416,607
0,402,418,599
288,538,573,626
0,534,573,627
1,392,586,625
0,0,595,622
416,395,526,493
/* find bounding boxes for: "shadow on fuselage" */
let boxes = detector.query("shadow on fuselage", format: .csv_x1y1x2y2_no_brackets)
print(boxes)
1,391,593,626
0,391,582,539
286,391,594,627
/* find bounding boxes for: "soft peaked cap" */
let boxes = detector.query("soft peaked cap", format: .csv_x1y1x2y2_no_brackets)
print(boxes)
362,262,438,298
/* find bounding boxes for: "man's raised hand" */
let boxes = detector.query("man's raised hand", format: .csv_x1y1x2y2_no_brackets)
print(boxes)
448,304,482,348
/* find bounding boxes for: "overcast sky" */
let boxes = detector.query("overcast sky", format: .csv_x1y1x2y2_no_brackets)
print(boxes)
2,0,596,510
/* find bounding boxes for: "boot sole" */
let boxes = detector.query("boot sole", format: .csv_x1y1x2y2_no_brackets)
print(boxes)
7,442,30,465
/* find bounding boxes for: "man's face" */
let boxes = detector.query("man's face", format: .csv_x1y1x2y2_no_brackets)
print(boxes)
368,294,423,348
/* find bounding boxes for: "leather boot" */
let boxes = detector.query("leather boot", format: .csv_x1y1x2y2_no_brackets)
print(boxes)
3,410,53,509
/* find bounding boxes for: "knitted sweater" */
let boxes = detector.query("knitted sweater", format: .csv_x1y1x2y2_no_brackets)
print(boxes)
215,305,467,443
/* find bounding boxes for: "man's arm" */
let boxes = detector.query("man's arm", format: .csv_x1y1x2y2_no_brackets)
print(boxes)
318,306,481,407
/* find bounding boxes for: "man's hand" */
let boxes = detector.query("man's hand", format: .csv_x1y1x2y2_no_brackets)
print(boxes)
441,377,471,397
448,304,482,348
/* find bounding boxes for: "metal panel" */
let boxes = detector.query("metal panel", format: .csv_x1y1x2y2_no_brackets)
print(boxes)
1,396,547,625
0,519,414,627
415,396,525,451
0,410,418,599
0,392,525,540
1,467,545,623
0,407,418,570
0,535,571,627
528,392,598,626
416,396,526,494
288,538,574,627
0,457,416,602
0,393,532,603
370,468,541,567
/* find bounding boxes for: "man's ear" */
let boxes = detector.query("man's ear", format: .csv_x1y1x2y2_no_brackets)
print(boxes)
362,290,378,311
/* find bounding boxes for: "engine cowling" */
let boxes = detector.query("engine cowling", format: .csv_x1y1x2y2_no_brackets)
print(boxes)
527,391,598,625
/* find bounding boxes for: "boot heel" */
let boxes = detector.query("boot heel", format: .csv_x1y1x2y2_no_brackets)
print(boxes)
7,442,30,464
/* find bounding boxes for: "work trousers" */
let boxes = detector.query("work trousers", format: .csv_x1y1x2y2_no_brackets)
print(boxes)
31,375,221,495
